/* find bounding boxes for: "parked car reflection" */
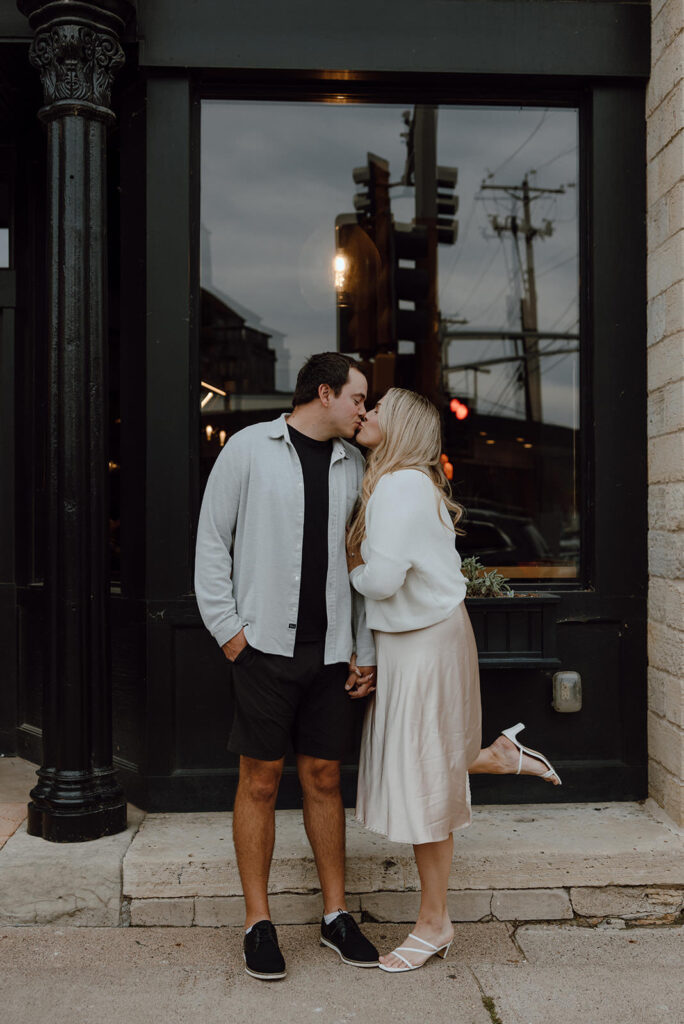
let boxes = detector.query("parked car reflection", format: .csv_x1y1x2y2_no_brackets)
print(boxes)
457,508,553,567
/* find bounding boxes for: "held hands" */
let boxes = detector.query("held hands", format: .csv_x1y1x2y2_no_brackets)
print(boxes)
222,627,248,662
345,652,376,699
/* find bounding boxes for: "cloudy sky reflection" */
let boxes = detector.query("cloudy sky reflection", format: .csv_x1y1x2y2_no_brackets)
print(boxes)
201,101,579,428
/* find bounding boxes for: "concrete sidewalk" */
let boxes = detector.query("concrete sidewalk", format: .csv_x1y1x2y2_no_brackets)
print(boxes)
2,757,683,1022
2,756,683,931
1,922,682,1024
0,756,33,852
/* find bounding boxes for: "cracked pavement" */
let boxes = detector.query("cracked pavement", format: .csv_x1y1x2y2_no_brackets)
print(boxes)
1,922,682,1024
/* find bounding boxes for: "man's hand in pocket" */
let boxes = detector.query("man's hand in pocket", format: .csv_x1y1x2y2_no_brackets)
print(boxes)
222,628,248,662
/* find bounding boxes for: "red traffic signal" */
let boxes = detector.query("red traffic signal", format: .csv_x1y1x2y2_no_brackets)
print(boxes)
450,397,470,420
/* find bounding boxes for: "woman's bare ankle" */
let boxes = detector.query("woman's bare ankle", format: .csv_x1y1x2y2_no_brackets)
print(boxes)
490,735,517,773
415,911,453,939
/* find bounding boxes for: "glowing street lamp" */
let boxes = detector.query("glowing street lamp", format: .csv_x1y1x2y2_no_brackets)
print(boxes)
333,253,348,292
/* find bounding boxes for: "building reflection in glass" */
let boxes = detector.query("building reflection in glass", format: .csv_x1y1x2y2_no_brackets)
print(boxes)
200,101,580,579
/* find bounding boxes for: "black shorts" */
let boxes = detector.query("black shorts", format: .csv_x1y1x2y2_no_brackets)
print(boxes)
228,640,354,762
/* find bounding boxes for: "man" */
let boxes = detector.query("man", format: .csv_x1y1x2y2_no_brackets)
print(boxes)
195,352,378,980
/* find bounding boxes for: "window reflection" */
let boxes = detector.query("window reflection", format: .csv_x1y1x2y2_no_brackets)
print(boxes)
200,101,580,579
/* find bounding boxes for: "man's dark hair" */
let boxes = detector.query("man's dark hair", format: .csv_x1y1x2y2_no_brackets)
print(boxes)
292,352,359,407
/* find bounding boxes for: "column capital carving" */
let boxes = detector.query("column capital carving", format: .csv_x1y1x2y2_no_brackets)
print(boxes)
29,23,124,112
18,1,134,117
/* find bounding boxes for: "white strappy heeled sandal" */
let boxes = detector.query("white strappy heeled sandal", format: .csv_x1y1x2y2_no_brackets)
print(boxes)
501,722,562,785
378,932,452,973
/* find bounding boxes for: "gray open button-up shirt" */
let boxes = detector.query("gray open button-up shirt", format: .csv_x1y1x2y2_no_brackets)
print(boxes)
195,414,375,666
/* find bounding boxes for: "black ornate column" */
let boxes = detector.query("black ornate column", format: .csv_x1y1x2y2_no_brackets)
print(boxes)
18,0,133,841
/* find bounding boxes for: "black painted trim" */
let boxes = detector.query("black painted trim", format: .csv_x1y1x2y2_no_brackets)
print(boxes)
0,272,17,753
136,1,650,79
114,760,646,813
145,77,194,601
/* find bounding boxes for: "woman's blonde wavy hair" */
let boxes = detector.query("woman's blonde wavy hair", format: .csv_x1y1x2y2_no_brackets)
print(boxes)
347,387,465,550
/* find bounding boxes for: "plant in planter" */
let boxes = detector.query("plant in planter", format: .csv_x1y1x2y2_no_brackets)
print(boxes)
461,556,513,597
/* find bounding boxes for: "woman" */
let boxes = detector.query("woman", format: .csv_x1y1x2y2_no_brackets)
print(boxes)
346,388,560,974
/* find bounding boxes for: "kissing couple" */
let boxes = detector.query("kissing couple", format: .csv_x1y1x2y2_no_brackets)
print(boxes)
195,352,561,979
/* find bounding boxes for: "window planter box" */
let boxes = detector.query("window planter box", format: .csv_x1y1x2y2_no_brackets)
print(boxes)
465,592,561,669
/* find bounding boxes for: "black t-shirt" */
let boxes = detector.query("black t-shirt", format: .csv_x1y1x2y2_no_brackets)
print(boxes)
287,424,333,641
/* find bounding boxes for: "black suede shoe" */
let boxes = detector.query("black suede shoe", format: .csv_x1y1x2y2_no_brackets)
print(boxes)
320,911,379,967
243,920,286,980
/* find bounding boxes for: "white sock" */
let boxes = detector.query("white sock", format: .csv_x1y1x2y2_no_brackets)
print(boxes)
324,909,344,925
245,924,254,935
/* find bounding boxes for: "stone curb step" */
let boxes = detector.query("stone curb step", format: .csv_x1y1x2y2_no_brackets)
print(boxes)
121,803,684,929
125,885,684,928
2,801,683,928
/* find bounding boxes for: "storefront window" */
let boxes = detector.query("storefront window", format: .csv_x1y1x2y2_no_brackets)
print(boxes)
200,101,580,580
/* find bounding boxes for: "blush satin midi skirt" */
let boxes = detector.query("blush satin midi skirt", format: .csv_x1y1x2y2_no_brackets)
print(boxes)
355,602,482,845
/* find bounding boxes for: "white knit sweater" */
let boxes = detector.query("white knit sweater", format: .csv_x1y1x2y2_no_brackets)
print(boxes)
349,469,467,633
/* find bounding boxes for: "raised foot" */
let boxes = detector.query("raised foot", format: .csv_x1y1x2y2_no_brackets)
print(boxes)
493,734,561,785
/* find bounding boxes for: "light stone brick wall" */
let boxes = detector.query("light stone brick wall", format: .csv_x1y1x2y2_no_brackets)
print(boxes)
647,0,684,825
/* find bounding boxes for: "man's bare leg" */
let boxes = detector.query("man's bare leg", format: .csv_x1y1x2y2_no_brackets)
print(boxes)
297,755,347,914
233,755,284,928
